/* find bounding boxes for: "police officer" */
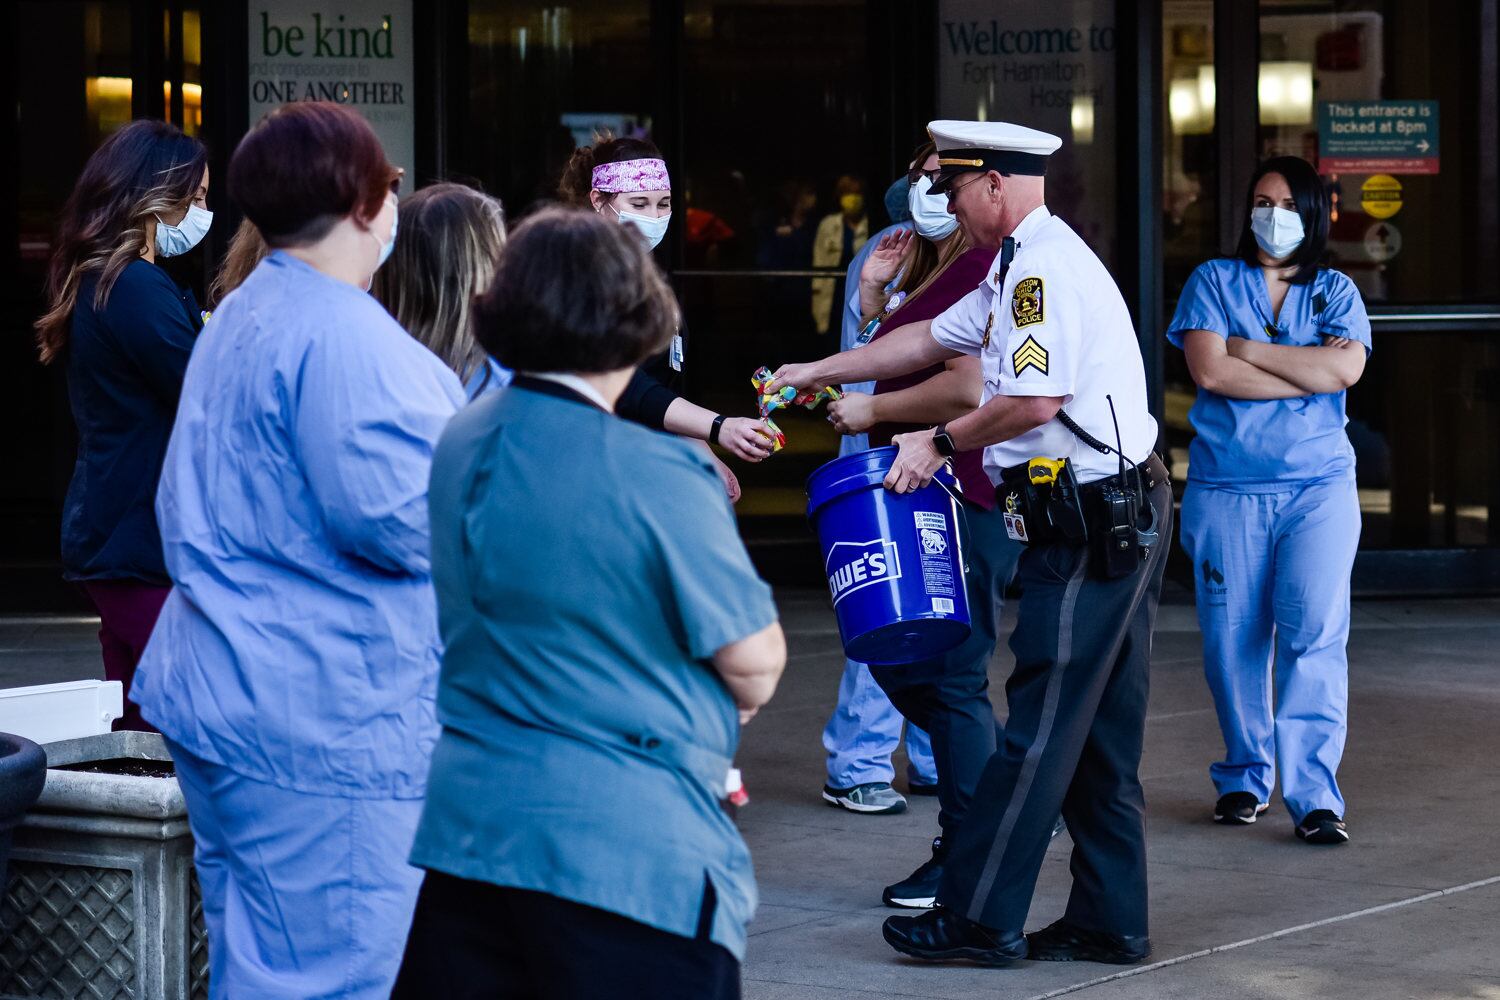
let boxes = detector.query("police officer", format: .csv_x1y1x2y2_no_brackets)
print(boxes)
770,119,1171,966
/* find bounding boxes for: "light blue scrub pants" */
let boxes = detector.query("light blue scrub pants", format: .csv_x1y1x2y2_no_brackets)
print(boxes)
166,739,424,999
821,431,937,789
823,659,937,787
1180,478,1361,822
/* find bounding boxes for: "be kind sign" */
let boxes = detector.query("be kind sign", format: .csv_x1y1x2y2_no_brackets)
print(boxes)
248,1,415,176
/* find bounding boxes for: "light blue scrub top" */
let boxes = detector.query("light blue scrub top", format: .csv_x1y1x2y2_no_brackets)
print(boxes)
465,356,512,400
410,380,779,960
133,251,467,798
1166,259,1371,490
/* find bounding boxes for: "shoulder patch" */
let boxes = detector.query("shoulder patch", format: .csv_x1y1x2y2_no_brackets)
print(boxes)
1012,336,1048,377
1012,276,1044,328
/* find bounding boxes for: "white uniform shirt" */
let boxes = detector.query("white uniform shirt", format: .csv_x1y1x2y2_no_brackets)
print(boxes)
930,206,1158,485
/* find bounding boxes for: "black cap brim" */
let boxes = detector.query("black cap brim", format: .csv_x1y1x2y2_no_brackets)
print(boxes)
929,148,1051,194
929,165,982,195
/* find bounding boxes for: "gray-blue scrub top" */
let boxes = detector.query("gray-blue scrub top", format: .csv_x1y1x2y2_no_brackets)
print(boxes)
410,378,778,960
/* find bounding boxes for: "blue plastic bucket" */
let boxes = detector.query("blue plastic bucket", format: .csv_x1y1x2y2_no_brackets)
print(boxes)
806,446,971,665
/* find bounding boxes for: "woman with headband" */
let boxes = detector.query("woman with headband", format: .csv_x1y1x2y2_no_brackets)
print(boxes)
559,136,774,490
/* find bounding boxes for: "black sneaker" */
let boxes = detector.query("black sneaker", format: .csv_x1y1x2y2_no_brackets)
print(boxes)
883,836,946,909
1026,919,1151,965
906,779,939,797
883,907,1027,966
1214,791,1270,825
1295,809,1349,845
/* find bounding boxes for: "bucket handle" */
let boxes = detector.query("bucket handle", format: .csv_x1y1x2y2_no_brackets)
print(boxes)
929,473,975,578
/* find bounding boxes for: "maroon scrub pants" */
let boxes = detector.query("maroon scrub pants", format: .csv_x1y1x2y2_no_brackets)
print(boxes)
80,579,170,732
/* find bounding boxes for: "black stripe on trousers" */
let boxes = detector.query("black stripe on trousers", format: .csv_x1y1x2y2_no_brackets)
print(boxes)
956,487,1171,926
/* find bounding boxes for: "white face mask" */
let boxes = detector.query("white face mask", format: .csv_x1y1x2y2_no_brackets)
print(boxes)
372,195,399,269
610,204,671,251
907,175,958,241
154,204,213,257
1250,205,1304,260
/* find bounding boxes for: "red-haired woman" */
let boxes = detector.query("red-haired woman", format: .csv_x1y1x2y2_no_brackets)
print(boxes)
35,119,212,730
131,103,465,998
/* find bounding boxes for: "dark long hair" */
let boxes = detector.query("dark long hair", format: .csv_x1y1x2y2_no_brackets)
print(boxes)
1233,155,1329,284
36,119,207,364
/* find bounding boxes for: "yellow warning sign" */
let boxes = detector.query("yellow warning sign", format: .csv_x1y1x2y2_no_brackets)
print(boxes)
1360,174,1403,219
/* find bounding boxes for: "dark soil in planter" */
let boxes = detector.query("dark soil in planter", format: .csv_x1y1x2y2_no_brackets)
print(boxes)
56,758,176,778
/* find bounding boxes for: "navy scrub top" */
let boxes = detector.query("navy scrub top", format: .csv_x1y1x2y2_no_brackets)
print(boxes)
62,258,201,582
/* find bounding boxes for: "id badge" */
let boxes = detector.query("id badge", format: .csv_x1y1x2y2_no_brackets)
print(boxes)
1004,512,1029,543
670,334,685,372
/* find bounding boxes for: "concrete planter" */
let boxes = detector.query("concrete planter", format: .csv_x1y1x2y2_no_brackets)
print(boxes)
0,732,207,1000
0,735,46,891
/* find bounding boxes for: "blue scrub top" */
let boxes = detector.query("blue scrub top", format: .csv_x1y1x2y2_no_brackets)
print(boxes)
410,379,778,960
1166,259,1371,490
465,356,513,400
132,251,466,797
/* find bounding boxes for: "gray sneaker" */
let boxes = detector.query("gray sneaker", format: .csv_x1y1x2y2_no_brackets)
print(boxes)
822,782,908,815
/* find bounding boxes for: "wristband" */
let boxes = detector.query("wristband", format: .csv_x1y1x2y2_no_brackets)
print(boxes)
710,414,726,445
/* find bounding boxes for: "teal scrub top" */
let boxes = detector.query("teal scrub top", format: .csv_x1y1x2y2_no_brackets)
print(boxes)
1166,259,1372,490
410,378,779,960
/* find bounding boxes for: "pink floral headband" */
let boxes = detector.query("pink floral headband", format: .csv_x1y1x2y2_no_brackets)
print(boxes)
591,158,672,194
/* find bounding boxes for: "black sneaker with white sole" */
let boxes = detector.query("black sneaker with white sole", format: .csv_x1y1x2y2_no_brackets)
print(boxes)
822,781,907,815
1295,809,1349,845
883,836,947,909
1214,791,1270,825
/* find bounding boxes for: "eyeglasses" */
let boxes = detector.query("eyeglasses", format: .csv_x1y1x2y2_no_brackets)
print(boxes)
944,174,984,205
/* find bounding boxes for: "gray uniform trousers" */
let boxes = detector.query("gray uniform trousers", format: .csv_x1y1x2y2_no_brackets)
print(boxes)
937,461,1172,937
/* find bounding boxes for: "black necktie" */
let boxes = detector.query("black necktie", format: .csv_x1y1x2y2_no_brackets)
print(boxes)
993,236,1016,287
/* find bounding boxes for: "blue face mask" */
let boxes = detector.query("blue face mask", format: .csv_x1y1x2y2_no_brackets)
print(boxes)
154,204,213,257
1250,205,1304,260
907,175,959,241
612,205,671,251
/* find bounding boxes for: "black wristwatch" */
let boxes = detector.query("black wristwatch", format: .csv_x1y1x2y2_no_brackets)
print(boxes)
932,424,957,457
709,414,726,445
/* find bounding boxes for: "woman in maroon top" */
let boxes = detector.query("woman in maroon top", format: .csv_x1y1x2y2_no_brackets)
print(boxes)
822,142,1023,911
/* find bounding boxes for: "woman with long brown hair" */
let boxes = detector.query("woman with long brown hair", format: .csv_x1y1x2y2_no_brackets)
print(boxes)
558,134,773,498
372,182,511,397
35,118,211,730
791,139,1025,913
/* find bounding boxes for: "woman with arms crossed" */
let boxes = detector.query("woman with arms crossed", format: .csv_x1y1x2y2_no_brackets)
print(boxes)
1167,155,1369,845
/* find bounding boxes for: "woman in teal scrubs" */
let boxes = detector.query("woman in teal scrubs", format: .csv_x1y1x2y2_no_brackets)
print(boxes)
394,207,786,999
1166,156,1370,845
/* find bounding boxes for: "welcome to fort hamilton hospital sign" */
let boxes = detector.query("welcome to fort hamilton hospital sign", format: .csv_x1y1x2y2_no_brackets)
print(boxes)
248,1,415,176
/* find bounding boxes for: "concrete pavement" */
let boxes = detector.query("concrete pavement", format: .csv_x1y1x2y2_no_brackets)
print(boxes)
2,590,1497,999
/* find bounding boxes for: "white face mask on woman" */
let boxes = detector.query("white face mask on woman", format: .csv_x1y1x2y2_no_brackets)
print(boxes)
610,204,671,251
1250,205,1304,259
907,175,958,241
154,204,213,257
372,194,399,269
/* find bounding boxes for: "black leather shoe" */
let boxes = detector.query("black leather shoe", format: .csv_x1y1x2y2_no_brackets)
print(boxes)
1025,919,1151,965
882,907,1027,966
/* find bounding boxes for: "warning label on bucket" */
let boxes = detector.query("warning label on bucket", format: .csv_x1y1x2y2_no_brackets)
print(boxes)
915,513,956,599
